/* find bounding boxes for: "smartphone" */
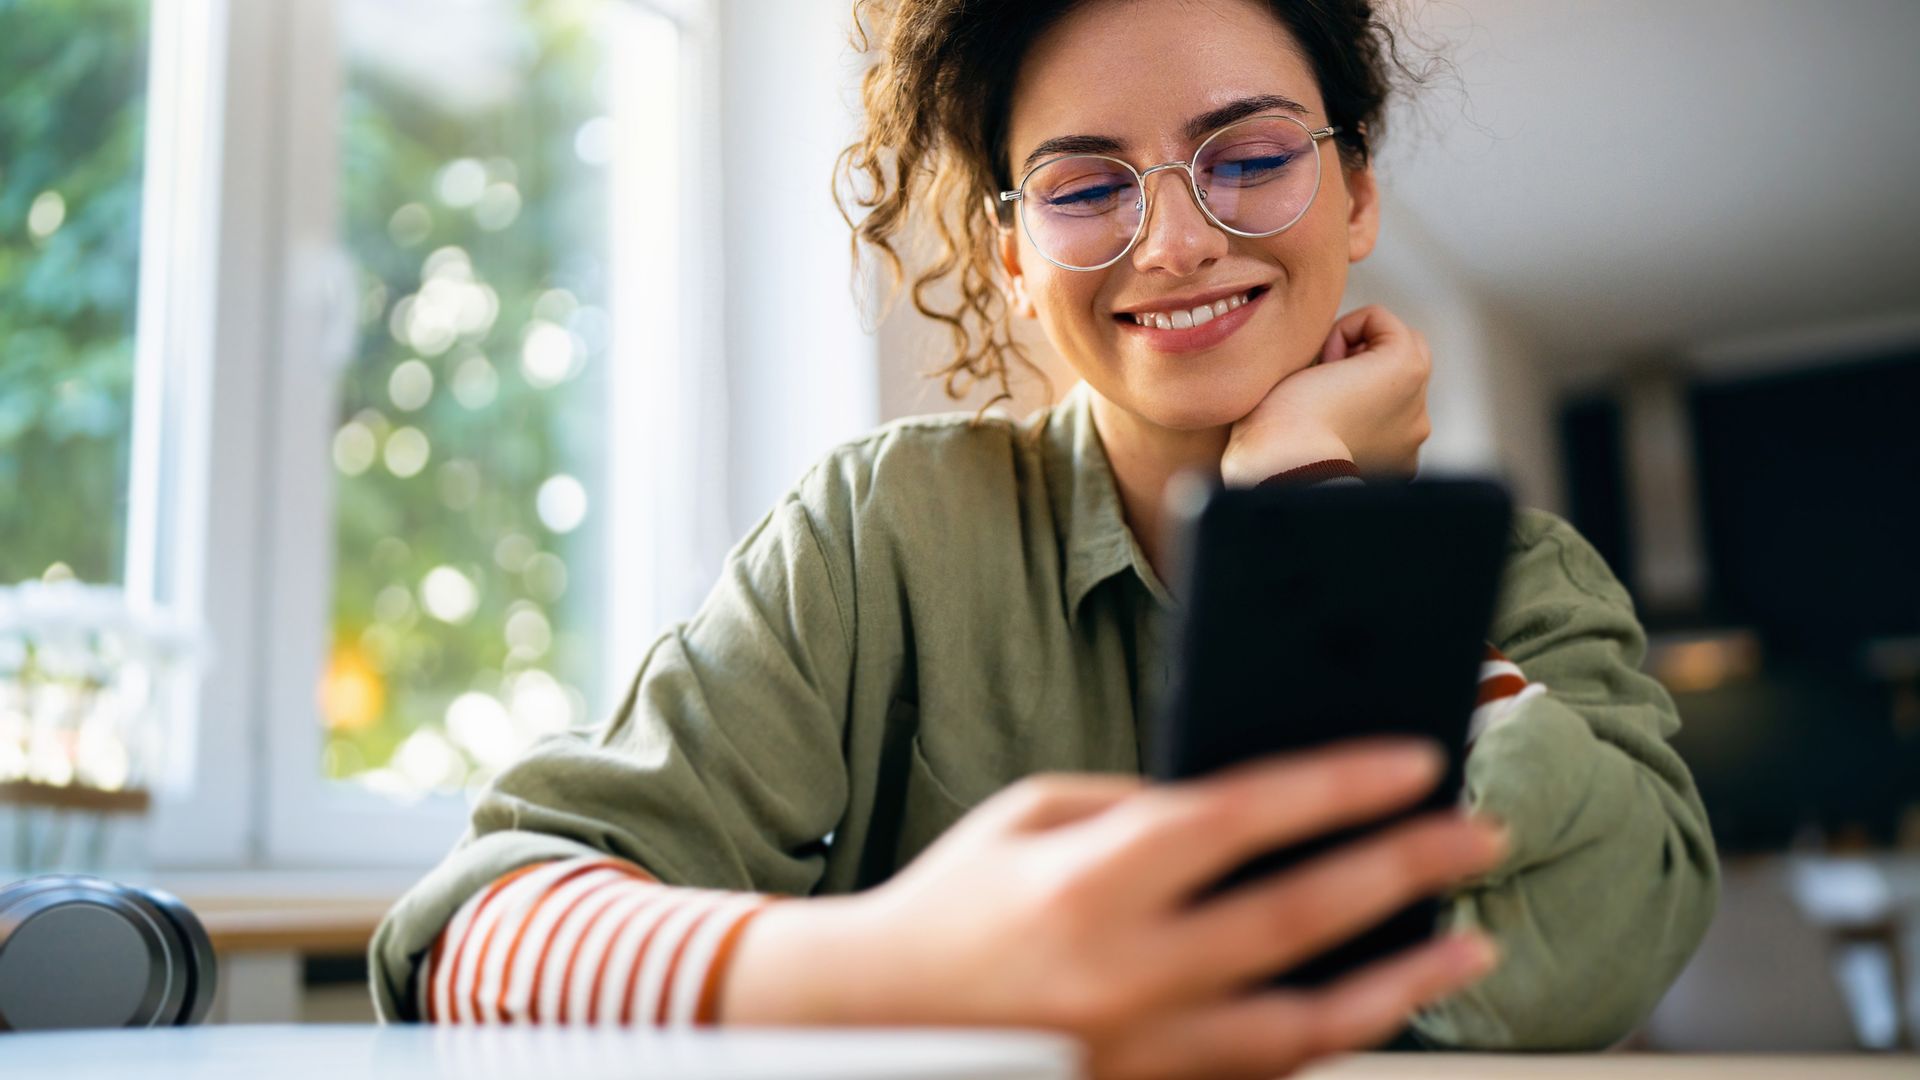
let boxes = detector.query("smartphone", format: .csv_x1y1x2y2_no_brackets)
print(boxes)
1149,476,1512,986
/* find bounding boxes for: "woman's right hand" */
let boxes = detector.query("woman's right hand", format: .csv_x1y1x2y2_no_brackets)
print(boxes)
720,740,1506,1080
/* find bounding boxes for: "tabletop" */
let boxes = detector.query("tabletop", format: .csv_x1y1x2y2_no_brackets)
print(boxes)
0,1024,1913,1079
0,1024,1080,1079
1297,1051,1917,1078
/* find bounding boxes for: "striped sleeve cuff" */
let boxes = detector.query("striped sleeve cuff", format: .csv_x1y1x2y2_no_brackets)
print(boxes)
1467,643,1547,748
417,856,776,1027
1256,458,1363,488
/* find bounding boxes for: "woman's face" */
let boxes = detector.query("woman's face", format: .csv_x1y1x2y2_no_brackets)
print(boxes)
1001,0,1380,433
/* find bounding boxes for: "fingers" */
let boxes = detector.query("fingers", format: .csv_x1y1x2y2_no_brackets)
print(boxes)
1079,740,1446,902
982,772,1148,833
1318,322,1348,364
1163,811,1507,990
1321,304,1411,360
1091,931,1497,1080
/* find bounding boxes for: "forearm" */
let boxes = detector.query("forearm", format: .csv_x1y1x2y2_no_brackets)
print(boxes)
417,856,776,1025
715,892,884,1024
1415,697,1719,1049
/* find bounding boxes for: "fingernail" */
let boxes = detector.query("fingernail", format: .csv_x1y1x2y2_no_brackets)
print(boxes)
1384,738,1444,780
1449,932,1499,978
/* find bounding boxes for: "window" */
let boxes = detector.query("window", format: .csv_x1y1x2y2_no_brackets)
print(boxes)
9,0,816,870
320,0,627,799
0,0,151,586
254,0,717,864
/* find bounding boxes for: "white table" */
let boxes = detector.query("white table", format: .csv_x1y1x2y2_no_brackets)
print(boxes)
1,1025,1912,1078
0,1024,1081,1079
1299,1053,1917,1078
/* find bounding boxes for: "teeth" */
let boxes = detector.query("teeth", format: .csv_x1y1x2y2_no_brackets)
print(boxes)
1129,290,1253,329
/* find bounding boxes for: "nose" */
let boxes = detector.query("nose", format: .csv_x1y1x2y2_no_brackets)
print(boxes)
1129,166,1227,277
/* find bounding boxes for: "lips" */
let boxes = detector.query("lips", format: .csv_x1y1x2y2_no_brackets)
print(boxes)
1114,285,1269,353
1114,285,1270,328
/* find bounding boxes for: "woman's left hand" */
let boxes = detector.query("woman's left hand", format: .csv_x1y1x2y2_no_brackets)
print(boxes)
1219,304,1433,484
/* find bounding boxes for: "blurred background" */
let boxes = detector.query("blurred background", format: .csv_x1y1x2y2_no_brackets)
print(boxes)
0,0,1915,1049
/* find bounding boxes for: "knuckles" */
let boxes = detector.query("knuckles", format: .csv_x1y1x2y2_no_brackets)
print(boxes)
988,772,1084,825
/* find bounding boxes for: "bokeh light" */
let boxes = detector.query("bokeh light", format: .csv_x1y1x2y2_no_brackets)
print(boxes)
28,190,67,240
388,359,435,412
451,353,499,409
332,421,377,475
435,158,487,208
420,565,478,624
383,425,431,477
519,320,577,387
536,474,588,534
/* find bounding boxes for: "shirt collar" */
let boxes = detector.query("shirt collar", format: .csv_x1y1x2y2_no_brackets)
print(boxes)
1038,382,1177,623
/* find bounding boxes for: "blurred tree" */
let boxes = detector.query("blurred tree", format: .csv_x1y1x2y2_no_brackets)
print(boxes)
1,0,615,792
0,0,149,585
323,0,611,790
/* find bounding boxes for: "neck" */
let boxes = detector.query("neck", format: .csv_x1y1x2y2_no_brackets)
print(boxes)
1087,389,1228,584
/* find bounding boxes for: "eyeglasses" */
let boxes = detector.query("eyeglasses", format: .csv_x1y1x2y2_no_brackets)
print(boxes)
997,114,1342,272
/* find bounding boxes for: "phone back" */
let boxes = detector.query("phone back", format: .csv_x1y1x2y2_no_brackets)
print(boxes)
1151,477,1513,985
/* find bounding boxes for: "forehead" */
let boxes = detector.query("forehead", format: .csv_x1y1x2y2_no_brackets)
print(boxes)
1006,0,1327,158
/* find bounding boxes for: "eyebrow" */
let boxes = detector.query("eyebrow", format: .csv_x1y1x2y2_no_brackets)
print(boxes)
1017,93,1311,176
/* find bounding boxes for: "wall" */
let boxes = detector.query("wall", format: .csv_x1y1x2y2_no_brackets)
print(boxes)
719,0,879,539
1344,193,1564,514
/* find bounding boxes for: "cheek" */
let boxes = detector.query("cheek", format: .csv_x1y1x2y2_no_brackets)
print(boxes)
1024,263,1112,346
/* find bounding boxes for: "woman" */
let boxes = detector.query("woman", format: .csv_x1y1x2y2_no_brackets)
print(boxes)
371,1,1718,1075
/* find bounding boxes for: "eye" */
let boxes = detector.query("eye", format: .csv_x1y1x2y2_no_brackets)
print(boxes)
1046,181,1128,207
1027,158,1138,216
1205,151,1296,186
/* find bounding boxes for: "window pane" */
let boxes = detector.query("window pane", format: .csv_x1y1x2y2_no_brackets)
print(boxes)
323,0,654,796
0,1,150,585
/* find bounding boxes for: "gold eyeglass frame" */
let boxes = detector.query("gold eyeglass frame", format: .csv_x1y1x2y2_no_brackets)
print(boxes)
995,114,1343,272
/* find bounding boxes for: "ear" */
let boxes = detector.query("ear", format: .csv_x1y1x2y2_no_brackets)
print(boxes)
998,226,1037,318
1342,163,1381,264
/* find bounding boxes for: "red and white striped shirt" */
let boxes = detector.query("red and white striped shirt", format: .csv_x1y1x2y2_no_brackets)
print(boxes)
417,855,775,1026
420,646,1541,1026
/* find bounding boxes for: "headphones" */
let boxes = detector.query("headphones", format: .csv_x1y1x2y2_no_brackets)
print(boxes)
0,874,218,1031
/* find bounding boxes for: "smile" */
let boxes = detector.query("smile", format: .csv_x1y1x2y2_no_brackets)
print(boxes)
1124,288,1258,329
1114,285,1269,352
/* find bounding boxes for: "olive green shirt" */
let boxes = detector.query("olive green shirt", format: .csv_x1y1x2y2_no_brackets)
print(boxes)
370,382,1718,1049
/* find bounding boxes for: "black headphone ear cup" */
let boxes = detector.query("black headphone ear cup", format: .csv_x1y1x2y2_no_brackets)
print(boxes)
102,882,193,1028
0,874,180,1030
138,885,218,1025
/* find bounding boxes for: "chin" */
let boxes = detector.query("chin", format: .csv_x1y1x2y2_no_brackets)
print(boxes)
1122,373,1270,432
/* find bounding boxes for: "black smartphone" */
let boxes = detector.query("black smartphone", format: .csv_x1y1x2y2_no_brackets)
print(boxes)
1149,476,1512,986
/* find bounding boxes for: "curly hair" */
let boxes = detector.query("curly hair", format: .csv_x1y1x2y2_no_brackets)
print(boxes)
834,0,1427,412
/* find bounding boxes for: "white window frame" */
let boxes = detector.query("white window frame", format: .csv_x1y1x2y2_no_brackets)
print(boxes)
138,0,288,867
142,0,728,870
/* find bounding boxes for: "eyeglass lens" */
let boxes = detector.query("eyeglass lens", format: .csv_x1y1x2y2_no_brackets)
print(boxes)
1018,116,1323,270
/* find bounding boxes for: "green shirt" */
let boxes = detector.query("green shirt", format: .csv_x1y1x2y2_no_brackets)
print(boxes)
370,382,1718,1048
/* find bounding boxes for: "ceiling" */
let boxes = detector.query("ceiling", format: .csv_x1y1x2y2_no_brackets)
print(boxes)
1375,0,1920,372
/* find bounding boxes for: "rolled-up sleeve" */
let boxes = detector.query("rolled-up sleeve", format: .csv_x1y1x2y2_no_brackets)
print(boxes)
1413,509,1719,1049
369,473,858,1022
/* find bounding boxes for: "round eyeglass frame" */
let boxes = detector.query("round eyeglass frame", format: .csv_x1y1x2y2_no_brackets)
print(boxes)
996,114,1344,272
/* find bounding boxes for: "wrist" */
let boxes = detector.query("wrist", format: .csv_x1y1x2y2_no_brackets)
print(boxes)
715,894,883,1025
1220,432,1353,487
1258,457,1362,487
